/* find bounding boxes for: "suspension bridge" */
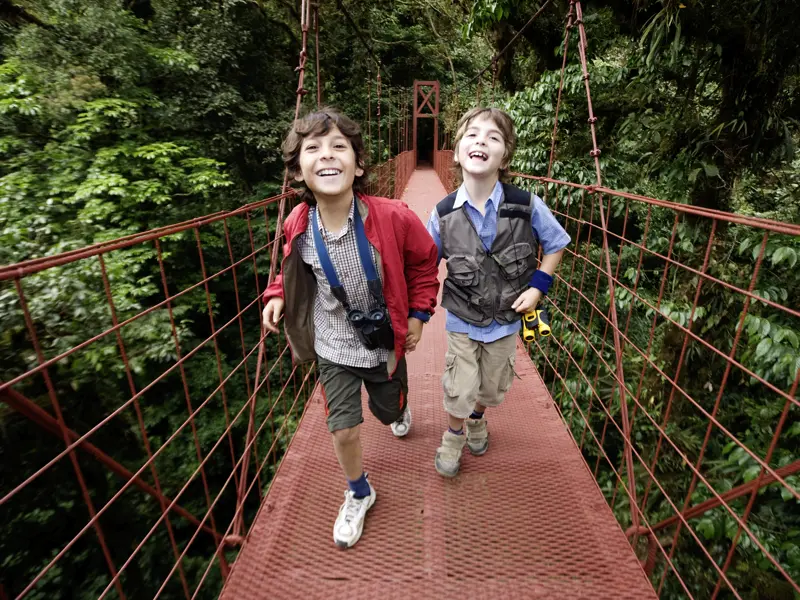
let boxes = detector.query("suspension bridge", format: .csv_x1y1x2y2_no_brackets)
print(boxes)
1,1,798,598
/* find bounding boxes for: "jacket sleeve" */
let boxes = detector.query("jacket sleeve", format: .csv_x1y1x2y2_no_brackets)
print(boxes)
261,211,297,303
403,208,440,315
262,271,284,302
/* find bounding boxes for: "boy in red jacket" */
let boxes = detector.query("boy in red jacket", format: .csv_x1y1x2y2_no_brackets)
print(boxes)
262,108,439,548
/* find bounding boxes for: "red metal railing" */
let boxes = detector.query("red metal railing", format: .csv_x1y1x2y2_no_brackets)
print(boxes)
367,159,394,199
391,150,415,200
0,191,318,599
365,150,415,200
433,149,455,194
2,150,797,599
432,149,800,598
0,149,428,600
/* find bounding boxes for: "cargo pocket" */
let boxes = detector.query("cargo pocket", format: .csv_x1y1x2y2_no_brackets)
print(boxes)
493,242,533,280
499,355,517,392
446,255,480,287
442,352,458,396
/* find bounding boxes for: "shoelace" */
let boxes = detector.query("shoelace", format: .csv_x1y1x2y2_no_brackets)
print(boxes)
343,492,366,523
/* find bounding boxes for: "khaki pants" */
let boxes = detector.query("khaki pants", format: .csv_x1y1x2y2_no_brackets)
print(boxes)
441,331,518,419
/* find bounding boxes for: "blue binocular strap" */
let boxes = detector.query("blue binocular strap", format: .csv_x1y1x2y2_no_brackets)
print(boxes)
312,201,386,310
351,202,386,306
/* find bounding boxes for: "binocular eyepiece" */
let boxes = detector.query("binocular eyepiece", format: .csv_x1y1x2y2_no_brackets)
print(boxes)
347,307,394,350
522,308,551,342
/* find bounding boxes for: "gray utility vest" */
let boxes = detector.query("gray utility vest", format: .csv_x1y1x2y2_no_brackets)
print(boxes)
437,183,539,327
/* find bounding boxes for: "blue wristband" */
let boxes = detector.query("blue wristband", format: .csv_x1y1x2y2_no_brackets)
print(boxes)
529,270,553,295
409,310,431,323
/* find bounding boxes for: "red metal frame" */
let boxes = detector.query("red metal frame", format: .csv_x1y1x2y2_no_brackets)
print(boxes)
413,80,439,167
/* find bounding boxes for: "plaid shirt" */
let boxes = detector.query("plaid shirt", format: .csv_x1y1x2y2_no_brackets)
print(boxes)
298,199,390,368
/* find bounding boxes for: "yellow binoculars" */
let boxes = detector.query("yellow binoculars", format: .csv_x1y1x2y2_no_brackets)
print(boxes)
522,308,551,342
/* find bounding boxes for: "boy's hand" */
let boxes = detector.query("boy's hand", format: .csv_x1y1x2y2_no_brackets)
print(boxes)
405,317,424,352
512,288,542,314
262,297,285,333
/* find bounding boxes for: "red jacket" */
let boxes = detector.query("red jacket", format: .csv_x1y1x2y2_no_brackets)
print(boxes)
262,194,439,372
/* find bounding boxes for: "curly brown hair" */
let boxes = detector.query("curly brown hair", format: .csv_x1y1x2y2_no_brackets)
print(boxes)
282,107,369,205
451,107,516,185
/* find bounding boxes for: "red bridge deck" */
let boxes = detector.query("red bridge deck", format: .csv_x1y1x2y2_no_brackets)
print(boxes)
220,168,656,599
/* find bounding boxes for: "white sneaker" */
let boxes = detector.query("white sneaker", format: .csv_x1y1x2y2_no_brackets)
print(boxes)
332,478,376,549
390,406,412,437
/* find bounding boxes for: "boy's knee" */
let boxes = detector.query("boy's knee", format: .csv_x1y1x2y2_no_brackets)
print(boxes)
331,425,360,445
443,398,475,421
476,394,504,409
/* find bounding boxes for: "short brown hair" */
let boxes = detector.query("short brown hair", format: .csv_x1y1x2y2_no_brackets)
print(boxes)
451,107,516,184
282,107,369,205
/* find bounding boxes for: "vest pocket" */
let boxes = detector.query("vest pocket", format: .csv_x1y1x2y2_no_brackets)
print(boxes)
442,352,459,396
446,255,480,287
493,243,533,280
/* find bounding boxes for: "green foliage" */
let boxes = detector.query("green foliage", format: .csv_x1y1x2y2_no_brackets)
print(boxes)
498,3,800,596
1,0,798,597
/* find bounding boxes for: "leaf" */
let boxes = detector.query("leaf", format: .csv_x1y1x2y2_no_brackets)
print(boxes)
743,465,762,483
738,238,753,255
760,320,771,337
787,248,797,268
769,247,796,268
703,163,720,178
697,518,715,539
785,330,798,349
755,338,772,358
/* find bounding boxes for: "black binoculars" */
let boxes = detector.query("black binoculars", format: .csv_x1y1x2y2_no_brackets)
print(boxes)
348,306,394,350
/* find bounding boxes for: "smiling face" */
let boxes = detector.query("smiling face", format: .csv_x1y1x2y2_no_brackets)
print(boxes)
452,107,516,185
455,114,507,180
282,108,368,205
294,125,364,203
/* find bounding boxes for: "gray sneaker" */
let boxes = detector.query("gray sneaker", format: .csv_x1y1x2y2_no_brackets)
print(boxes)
434,430,467,477
465,418,489,455
391,406,412,437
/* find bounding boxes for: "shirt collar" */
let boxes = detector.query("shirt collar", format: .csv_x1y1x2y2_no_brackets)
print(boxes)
454,181,504,211
314,197,356,232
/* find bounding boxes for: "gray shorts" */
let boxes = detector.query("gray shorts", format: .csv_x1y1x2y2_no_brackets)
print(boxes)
318,356,408,432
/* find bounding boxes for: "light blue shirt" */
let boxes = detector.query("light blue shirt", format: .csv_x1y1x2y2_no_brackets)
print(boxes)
426,181,571,343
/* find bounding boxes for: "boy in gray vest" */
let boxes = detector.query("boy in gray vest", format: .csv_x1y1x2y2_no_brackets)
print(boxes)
426,107,571,477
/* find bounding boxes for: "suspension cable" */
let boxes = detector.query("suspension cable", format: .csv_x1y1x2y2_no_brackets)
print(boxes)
367,68,372,160
491,60,498,104
451,0,552,99
546,0,575,181
377,68,382,162
314,1,321,108
335,0,391,79
253,0,313,537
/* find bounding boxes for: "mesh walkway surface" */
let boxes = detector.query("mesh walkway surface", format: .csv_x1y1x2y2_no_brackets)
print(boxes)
220,168,656,599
